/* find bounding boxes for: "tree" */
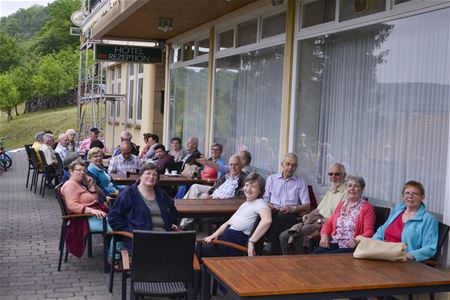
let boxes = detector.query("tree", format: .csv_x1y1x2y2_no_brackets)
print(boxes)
10,64,36,115
0,73,20,121
0,5,49,42
32,0,80,54
0,30,22,73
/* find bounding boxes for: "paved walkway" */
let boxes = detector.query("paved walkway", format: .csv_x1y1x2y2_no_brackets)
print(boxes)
0,150,123,299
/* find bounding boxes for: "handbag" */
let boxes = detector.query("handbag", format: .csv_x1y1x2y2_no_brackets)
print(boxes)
353,235,407,261
181,163,199,178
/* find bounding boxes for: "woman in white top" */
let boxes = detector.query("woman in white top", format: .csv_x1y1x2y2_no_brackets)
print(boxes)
201,172,272,256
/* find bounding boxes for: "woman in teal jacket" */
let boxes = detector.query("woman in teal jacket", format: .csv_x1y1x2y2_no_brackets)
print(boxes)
372,180,438,261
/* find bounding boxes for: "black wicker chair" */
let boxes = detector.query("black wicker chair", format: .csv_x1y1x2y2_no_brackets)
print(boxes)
26,146,44,193
55,184,109,273
123,230,197,300
24,144,35,188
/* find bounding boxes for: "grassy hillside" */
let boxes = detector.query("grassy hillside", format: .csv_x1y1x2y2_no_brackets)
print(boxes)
0,106,77,150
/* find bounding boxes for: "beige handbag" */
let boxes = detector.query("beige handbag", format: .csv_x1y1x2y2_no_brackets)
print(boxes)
181,164,199,178
353,236,407,261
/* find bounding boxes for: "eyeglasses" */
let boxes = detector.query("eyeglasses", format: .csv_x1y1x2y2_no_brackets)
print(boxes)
403,191,421,197
328,172,342,176
73,168,85,173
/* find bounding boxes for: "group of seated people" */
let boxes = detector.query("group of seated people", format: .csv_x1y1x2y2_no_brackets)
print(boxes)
54,131,438,265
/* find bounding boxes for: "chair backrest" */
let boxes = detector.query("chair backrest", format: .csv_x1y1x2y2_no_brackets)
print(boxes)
55,152,63,168
26,146,40,170
131,230,196,283
373,206,390,230
431,221,450,262
307,185,318,210
38,150,49,168
55,184,69,217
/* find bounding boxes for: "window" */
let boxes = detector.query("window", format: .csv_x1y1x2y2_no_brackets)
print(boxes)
300,0,335,28
116,66,121,118
197,38,210,56
218,29,234,50
136,65,144,121
339,0,386,22
183,41,195,61
168,62,208,151
214,45,285,174
294,8,450,215
236,18,258,47
127,63,135,121
261,12,286,38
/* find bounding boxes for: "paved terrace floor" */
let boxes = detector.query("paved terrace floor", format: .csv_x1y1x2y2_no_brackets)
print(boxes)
1,150,448,300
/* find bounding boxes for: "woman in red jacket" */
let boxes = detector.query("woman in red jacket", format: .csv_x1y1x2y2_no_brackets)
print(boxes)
313,175,375,254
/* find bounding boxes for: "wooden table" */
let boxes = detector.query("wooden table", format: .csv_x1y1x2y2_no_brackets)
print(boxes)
175,198,245,218
201,254,450,299
111,173,216,186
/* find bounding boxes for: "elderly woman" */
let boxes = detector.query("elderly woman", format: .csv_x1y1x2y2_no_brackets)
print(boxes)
138,133,159,160
313,175,375,254
372,181,438,261
61,160,109,258
87,147,122,196
108,163,178,248
198,143,225,180
199,173,272,257
65,129,77,152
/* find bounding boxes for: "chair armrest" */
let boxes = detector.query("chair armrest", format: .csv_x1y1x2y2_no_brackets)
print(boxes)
62,213,96,220
196,239,248,253
121,249,130,271
107,231,134,239
193,255,201,271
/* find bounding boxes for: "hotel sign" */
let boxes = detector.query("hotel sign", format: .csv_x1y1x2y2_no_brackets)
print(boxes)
94,44,162,64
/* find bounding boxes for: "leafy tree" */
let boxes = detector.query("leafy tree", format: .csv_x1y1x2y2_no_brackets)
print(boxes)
0,73,20,121
0,5,49,42
10,64,36,114
0,30,22,73
33,0,80,54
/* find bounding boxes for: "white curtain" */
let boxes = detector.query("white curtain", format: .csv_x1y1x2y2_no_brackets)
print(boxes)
168,62,208,150
214,45,285,175
296,8,450,215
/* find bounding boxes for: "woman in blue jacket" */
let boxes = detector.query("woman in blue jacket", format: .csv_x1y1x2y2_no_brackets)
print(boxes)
108,162,178,249
372,180,438,261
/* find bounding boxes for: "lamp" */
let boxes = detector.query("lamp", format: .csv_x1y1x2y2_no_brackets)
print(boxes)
158,17,173,32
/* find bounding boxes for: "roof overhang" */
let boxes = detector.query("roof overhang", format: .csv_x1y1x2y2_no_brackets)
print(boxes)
83,0,260,42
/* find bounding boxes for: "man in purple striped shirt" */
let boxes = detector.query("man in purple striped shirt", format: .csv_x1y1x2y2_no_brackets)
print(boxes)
263,152,310,254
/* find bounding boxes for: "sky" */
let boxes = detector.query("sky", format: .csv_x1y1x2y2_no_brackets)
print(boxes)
0,0,54,18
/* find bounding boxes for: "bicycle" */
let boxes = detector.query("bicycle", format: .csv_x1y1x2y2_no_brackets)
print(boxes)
0,136,12,171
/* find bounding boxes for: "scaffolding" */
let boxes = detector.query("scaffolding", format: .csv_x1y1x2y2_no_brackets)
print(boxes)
76,40,125,149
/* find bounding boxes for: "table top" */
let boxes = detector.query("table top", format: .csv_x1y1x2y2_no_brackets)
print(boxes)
202,254,450,297
175,198,245,217
111,173,216,186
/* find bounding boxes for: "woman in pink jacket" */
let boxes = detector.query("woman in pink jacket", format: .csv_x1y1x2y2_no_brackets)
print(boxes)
313,175,375,254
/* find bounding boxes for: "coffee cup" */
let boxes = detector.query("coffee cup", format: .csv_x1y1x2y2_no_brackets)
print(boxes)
126,171,131,178
171,170,178,175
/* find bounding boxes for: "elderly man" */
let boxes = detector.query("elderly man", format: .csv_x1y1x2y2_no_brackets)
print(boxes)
264,153,310,254
180,155,246,229
112,131,139,157
32,131,45,170
40,133,63,186
151,144,174,173
181,137,202,168
279,163,347,254
55,133,70,161
78,127,102,152
108,141,142,174
201,149,252,175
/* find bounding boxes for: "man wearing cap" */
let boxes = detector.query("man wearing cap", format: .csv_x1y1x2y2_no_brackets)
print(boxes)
78,127,101,151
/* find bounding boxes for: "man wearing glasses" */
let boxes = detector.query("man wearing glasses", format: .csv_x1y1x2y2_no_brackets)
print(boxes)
279,163,347,255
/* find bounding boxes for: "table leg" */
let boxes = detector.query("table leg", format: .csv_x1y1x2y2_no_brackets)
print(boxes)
201,264,211,300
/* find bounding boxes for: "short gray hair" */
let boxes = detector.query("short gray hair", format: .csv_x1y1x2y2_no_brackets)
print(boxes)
66,129,76,135
58,133,67,141
284,152,298,163
189,137,199,146
346,175,366,189
35,131,45,141
330,162,346,174
43,133,54,143
121,131,132,140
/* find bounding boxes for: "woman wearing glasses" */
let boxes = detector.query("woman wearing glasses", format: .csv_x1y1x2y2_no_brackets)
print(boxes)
372,181,438,261
61,160,109,257
87,147,122,197
313,175,375,254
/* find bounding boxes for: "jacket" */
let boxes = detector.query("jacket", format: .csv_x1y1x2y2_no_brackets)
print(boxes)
208,172,247,198
372,202,438,261
108,183,178,247
321,199,375,239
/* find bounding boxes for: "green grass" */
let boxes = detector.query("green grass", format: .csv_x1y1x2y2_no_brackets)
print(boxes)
0,106,77,150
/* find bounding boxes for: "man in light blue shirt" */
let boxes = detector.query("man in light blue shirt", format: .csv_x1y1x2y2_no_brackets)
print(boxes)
263,152,310,254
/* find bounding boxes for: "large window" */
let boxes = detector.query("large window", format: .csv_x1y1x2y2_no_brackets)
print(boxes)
213,45,285,174
136,64,144,122
127,64,135,122
168,62,208,151
294,8,450,215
